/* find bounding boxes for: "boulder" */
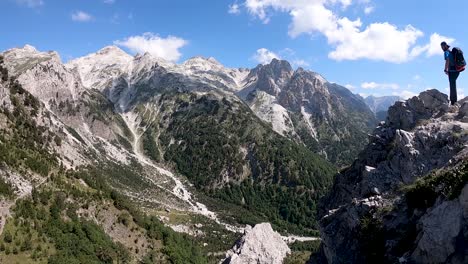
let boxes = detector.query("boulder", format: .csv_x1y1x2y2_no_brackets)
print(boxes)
222,223,290,264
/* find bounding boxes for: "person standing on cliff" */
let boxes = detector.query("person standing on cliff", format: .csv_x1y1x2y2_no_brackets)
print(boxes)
441,41,459,105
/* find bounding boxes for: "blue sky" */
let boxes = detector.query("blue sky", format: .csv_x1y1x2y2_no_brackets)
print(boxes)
1,0,467,99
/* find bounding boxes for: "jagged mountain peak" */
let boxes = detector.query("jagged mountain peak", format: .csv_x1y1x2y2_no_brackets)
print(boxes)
5,44,59,58
132,51,176,70
2,44,62,74
245,59,293,93
65,45,134,89
293,67,328,84
96,45,129,56
2,44,377,166
182,56,225,72
184,56,221,66
23,44,38,52
68,45,133,67
259,58,293,74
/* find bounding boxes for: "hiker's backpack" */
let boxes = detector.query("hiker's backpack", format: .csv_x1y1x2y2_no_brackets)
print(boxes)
452,47,466,72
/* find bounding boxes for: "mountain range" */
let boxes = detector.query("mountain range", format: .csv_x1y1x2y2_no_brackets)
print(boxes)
0,44,375,263
0,45,455,264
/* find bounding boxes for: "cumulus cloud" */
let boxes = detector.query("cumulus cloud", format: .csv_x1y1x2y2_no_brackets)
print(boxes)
329,22,423,63
114,33,188,62
252,48,280,64
229,3,241,14
15,0,43,8
410,33,456,58
361,82,400,90
240,0,439,63
71,11,93,22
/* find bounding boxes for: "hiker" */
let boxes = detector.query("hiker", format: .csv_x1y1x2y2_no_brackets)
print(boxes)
441,41,459,105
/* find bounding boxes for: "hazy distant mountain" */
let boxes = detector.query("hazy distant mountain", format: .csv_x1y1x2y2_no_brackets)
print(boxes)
365,95,402,121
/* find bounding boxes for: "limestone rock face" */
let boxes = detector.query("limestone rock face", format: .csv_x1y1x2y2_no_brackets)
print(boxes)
411,200,463,263
241,59,376,165
312,89,468,264
223,223,291,264
387,89,449,131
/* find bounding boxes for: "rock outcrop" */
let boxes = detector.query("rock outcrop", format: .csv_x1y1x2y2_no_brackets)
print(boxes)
222,223,291,264
312,90,468,264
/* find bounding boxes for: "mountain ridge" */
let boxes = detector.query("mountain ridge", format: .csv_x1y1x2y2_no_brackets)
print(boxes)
0,45,340,263
17,43,376,165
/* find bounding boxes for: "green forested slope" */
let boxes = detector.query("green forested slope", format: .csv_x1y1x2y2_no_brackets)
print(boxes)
142,92,336,230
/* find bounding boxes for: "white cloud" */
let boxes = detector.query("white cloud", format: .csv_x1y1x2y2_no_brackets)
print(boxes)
410,33,456,58
241,0,433,63
71,11,93,22
229,3,241,14
328,22,423,63
364,6,374,14
361,82,400,90
114,32,188,62
15,0,43,8
292,59,310,67
104,0,115,4
252,48,280,64
345,84,356,91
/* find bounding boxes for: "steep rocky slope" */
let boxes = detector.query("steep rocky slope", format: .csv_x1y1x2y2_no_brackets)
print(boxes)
312,90,468,263
242,59,377,165
68,47,376,166
0,54,211,263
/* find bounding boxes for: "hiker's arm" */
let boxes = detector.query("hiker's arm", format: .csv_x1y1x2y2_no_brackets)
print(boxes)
445,59,450,74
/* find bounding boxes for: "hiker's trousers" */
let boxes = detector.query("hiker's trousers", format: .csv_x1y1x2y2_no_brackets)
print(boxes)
449,71,460,105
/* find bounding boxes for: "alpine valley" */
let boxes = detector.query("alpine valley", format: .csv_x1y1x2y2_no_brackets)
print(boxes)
2,45,466,264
